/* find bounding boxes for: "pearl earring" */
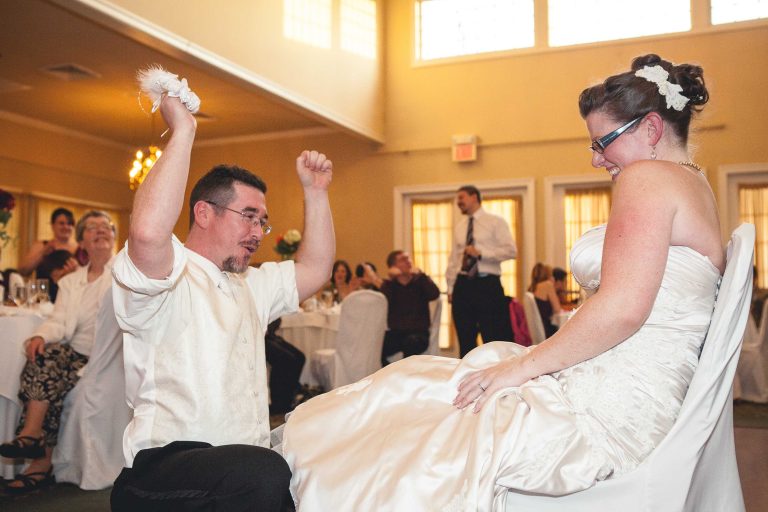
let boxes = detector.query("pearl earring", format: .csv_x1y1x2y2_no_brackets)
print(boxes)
650,147,657,160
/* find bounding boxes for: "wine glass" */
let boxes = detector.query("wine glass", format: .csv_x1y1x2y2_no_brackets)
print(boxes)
12,284,27,308
36,279,50,304
26,281,39,308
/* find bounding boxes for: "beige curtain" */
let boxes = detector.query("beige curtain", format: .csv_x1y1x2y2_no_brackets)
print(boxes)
482,196,522,299
739,184,768,289
412,200,453,349
0,193,25,271
564,187,612,293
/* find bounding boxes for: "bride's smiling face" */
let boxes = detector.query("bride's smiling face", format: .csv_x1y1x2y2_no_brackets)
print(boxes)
586,112,647,181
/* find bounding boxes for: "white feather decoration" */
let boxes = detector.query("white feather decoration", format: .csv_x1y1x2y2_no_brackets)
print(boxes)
137,65,201,114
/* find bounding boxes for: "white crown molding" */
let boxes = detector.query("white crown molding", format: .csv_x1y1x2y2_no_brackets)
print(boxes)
60,0,385,144
195,127,337,148
0,110,131,151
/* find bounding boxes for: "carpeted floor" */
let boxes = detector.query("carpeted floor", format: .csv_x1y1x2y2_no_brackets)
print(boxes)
2,403,767,511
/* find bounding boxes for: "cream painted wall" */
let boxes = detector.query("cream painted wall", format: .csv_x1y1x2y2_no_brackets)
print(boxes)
96,0,384,141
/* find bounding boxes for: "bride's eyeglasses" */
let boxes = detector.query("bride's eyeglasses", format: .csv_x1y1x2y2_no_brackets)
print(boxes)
589,116,643,154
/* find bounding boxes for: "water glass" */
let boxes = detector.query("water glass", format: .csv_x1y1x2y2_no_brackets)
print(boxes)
320,290,334,309
36,279,50,303
12,284,28,308
26,280,39,307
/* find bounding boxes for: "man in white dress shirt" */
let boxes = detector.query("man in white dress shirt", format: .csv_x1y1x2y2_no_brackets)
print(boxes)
110,97,334,511
446,185,516,357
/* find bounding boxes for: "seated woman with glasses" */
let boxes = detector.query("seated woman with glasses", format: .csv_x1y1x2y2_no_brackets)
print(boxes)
0,211,116,494
281,54,722,508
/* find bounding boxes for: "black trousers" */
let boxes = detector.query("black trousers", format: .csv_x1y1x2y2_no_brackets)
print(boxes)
111,441,294,512
452,274,514,357
265,335,306,413
381,329,430,366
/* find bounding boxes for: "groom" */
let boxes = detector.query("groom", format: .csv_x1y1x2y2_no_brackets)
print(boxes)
110,95,334,511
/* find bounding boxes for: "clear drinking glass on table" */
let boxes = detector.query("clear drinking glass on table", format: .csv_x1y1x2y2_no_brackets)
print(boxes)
36,279,50,304
26,280,39,308
12,283,28,308
320,290,334,309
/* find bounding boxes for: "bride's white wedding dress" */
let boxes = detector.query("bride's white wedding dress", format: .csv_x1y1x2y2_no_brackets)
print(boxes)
282,225,721,511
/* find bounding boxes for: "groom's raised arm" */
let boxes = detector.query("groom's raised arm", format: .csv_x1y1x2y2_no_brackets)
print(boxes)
127,97,196,279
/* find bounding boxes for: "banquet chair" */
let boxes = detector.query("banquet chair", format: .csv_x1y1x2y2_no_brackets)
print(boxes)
425,297,443,356
52,286,131,490
503,223,753,512
312,290,387,390
522,291,546,345
735,298,768,403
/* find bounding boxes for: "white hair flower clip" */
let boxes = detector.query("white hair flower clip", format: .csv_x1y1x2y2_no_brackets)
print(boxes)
137,65,201,114
634,65,689,111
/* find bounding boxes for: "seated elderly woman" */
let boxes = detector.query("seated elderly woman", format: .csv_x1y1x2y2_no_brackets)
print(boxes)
0,210,116,494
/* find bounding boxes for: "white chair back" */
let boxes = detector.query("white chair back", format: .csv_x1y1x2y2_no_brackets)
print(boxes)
425,297,443,356
735,295,768,402
53,286,132,490
504,223,753,512
522,291,546,345
332,290,388,388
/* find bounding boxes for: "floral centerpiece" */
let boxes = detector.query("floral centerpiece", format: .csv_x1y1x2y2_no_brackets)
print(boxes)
0,188,15,248
274,229,302,260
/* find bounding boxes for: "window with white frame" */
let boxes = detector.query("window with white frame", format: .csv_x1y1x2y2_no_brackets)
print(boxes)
548,0,691,47
398,181,534,350
711,0,768,25
414,0,534,61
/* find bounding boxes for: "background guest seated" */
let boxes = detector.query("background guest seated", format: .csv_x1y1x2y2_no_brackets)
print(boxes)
355,261,382,291
265,318,306,415
379,250,440,366
529,262,562,338
327,259,355,303
17,208,81,302
0,210,116,494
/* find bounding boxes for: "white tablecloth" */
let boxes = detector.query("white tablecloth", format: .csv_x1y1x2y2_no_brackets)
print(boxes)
0,307,45,479
278,308,341,386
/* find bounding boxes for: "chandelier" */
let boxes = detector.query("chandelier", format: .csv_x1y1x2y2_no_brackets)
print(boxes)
128,145,162,190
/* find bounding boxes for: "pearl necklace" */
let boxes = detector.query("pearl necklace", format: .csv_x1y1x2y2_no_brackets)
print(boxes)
679,161,704,173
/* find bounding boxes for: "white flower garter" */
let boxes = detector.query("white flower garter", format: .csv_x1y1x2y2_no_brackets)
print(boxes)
137,65,201,114
634,65,689,111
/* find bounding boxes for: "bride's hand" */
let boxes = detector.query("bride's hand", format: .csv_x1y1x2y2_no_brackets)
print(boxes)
453,357,531,413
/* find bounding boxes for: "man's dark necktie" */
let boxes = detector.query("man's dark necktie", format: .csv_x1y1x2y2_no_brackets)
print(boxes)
461,216,478,278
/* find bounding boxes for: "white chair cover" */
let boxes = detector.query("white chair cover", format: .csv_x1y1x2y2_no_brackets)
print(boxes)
503,224,753,512
312,290,387,390
53,287,131,490
425,297,443,356
735,298,768,403
522,291,546,345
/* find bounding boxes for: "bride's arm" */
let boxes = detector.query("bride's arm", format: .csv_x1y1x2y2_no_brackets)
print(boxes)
456,163,677,412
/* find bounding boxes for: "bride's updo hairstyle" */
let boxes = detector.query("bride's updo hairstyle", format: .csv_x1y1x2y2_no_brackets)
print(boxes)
578,54,709,144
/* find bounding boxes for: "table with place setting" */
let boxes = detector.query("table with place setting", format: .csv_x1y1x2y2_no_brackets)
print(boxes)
0,305,49,479
278,304,341,386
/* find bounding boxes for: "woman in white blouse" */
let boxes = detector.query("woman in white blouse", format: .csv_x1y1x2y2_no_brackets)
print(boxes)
0,210,116,494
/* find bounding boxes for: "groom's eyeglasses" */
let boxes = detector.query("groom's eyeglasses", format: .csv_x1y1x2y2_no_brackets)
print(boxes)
589,116,643,154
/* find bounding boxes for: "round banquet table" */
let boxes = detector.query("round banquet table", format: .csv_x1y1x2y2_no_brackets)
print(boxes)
278,307,341,386
0,307,46,479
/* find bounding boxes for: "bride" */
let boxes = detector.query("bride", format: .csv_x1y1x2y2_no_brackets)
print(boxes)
282,54,721,511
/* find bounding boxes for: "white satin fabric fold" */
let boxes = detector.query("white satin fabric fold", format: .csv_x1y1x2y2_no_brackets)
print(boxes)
284,225,720,511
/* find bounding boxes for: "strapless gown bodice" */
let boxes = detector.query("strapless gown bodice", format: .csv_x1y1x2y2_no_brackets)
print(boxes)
283,225,720,511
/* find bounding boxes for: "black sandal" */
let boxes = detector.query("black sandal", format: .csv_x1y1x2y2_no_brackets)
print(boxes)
0,435,45,459
4,467,55,495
